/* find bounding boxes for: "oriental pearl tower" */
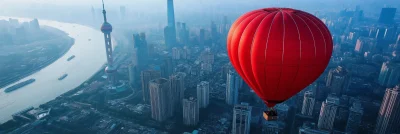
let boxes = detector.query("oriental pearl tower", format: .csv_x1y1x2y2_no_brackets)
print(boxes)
100,0,116,88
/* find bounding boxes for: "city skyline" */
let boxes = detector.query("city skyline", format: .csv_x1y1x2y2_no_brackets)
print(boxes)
0,0,400,133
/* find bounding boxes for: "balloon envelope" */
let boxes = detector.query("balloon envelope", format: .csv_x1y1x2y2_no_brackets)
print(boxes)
227,8,333,107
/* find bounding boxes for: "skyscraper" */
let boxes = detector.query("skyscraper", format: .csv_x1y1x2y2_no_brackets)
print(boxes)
317,95,339,131
345,101,363,134
378,8,397,24
176,22,182,36
149,78,173,122
295,90,307,114
375,27,385,41
128,63,137,87
375,25,398,43
164,0,177,49
226,70,242,105
141,70,161,103
354,37,376,54
181,46,190,60
120,6,126,20
147,43,155,58
175,64,192,74
301,91,315,117
197,81,209,108
179,23,189,45
91,6,96,22
221,16,229,46
200,62,212,73
167,0,175,30
326,66,351,95
378,61,400,88
232,102,252,134
182,97,199,126
169,72,186,111
211,21,218,43
375,85,400,134
199,28,205,46
29,18,40,31
133,33,148,68
396,34,400,45
199,49,214,64
172,47,181,60
100,0,116,87
132,48,138,66
222,16,229,35
161,57,173,78
176,22,182,31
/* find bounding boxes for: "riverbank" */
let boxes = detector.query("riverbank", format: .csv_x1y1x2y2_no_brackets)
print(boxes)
0,16,109,123
0,26,74,89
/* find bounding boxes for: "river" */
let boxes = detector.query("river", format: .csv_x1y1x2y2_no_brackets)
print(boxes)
0,16,111,123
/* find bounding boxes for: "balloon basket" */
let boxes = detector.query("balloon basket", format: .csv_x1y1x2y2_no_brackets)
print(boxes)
263,109,278,121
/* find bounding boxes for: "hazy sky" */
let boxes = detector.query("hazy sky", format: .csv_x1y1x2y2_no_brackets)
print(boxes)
0,0,398,27
1,0,399,7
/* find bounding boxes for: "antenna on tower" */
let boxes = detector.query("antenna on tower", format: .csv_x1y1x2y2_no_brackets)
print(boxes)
101,0,107,22
102,0,105,10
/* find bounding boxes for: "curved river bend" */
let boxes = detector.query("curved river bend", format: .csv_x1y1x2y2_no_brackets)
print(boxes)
0,17,110,123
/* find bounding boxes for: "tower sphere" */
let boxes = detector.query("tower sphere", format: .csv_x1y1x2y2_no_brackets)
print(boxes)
101,22,113,33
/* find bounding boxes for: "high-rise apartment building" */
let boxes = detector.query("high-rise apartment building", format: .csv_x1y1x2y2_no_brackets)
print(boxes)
141,70,161,103
375,85,400,134
345,101,363,134
149,78,173,122
197,81,210,108
182,97,199,126
169,72,186,111
161,57,173,78
326,66,351,95
232,102,252,134
226,70,243,105
378,61,400,87
317,95,340,131
354,37,376,54
172,47,181,60
301,91,315,117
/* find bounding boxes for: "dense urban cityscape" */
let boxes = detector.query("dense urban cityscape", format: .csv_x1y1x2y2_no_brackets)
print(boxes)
0,0,400,134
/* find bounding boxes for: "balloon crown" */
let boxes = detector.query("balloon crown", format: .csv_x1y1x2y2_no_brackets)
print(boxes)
262,7,298,13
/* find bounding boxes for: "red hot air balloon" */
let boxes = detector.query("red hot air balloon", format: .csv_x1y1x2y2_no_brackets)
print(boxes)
227,8,333,120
